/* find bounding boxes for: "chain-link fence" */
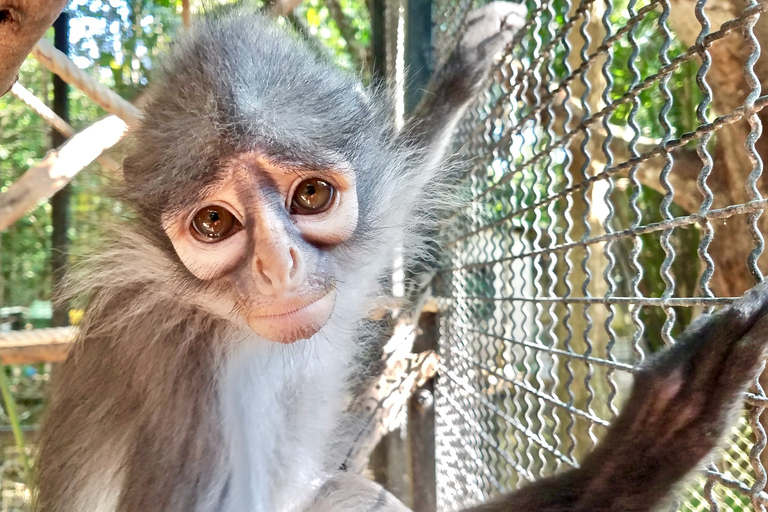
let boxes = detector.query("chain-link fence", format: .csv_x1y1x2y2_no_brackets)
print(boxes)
431,0,768,510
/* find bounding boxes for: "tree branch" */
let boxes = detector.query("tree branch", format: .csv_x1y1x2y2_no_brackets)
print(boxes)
0,116,129,233
271,0,304,17
10,82,121,172
344,350,439,472
324,0,369,73
32,38,141,125
181,0,191,28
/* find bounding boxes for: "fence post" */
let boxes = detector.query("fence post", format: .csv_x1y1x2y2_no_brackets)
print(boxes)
50,10,71,329
370,0,386,87
404,0,432,113
404,0,436,508
409,311,438,512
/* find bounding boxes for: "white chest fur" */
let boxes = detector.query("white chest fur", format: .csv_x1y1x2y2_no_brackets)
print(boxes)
220,329,358,512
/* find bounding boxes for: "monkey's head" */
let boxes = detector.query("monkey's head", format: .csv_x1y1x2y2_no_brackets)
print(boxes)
120,11,417,344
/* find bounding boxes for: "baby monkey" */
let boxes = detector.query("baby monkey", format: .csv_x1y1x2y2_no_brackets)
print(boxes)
34,4,768,512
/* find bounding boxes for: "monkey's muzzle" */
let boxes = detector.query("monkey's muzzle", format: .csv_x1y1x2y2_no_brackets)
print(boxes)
245,289,337,344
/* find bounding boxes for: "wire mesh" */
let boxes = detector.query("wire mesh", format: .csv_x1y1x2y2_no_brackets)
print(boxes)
431,0,768,510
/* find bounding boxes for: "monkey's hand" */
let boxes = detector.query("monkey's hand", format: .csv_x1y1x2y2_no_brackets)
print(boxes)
452,2,527,94
304,473,410,512
404,2,526,152
574,279,768,511
467,280,768,512
425,1,526,103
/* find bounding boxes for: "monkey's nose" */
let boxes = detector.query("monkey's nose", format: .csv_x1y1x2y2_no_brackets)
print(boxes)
253,246,304,295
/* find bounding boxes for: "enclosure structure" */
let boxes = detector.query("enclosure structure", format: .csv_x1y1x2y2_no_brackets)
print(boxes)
387,0,768,510
1,0,767,510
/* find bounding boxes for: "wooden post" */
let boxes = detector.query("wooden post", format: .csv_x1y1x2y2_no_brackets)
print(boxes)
404,0,436,508
409,311,437,511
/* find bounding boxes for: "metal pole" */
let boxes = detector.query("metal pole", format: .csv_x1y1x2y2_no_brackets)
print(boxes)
370,0,387,87
50,11,70,328
404,0,432,113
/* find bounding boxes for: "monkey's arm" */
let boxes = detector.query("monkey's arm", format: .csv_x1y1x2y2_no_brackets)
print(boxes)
466,280,768,512
305,283,768,512
399,2,526,158
304,473,411,512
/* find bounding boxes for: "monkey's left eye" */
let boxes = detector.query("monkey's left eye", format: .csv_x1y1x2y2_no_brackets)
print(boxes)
190,205,242,242
291,178,335,215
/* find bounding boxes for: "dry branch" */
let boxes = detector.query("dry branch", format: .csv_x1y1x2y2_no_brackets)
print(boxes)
181,0,191,28
32,38,141,126
0,0,68,96
0,116,128,232
271,0,304,17
10,82,121,172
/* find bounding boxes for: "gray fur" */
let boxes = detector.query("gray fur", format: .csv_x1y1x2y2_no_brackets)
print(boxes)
36,6,525,512
39,5,768,512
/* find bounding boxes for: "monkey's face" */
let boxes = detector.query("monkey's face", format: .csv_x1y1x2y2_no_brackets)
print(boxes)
162,153,359,344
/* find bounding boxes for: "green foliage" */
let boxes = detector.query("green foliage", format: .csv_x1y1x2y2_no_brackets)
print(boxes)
0,60,53,309
607,4,704,139
69,0,183,99
294,0,371,80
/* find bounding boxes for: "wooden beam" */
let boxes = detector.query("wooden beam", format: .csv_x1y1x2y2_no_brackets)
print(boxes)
0,327,75,365
0,115,128,233
32,38,141,125
409,312,438,511
344,350,440,472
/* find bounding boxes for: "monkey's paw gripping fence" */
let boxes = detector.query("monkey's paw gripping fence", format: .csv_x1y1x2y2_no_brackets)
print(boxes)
430,0,768,510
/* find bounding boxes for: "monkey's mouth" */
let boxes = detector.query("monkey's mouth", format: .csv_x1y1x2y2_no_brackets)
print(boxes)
246,289,337,344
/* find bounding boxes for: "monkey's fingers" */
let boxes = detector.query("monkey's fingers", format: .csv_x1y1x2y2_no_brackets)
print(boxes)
460,2,527,70
661,280,768,425
716,308,768,394
463,1,527,34
557,281,768,507
636,278,768,418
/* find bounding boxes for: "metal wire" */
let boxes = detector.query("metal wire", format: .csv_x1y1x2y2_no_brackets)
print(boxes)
432,0,768,510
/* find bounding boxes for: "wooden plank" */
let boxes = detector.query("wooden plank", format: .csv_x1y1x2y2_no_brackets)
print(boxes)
409,311,437,512
0,327,75,365
344,350,440,473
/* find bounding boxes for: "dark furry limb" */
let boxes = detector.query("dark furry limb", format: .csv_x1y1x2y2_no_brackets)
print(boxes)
468,279,768,512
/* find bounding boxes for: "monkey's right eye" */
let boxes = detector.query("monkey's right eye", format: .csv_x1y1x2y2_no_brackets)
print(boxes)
190,206,242,243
